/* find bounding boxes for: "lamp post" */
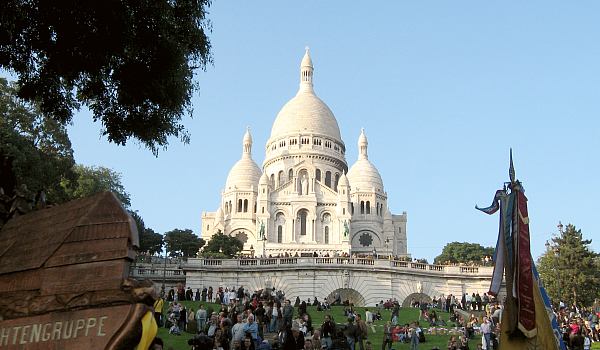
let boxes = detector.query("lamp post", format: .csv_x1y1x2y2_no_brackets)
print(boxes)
545,240,561,304
161,239,168,298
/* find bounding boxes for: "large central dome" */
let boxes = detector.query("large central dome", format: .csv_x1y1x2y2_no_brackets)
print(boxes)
268,49,343,143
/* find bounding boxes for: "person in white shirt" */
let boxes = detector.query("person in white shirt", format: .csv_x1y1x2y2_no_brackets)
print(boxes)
365,309,375,333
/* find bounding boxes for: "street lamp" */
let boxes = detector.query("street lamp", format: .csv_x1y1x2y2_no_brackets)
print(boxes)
545,240,561,304
161,238,168,298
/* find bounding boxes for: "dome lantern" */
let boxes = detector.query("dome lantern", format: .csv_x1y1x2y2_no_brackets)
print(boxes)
358,128,369,160
300,47,314,93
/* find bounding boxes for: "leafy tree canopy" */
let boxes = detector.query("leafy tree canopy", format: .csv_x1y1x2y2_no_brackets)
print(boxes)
201,230,244,258
140,228,164,256
0,78,75,201
1,0,212,154
129,210,163,255
60,164,131,208
537,224,600,307
433,242,494,265
164,228,205,258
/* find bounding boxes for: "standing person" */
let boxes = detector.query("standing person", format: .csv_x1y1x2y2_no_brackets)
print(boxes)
480,317,492,350
196,304,208,333
283,300,294,329
391,303,400,325
320,315,335,350
355,314,368,350
381,321,393,350
232,314,246,349
188,307,197,333
255,302,266,337
344,317,357,350
271,301,282,332
244,314,259,344
409,322,419,350
180,306,188,332
202,287,207,302
154,296,165,327
365,309,375,333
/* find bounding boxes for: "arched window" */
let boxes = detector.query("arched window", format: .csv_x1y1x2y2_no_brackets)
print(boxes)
277,226,283,243
325,171,331,187
334,173,340,191
360,201,365,214
270,174,275,187
277,171,284,186
366,201,371,214
261,207,265,214
376,202,379,215
299,210,308,235
316,169,321,182
288,169,293,181
243,199,248,213
238,199,243,213
324,226,329,244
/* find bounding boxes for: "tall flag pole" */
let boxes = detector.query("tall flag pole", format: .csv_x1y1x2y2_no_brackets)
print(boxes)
476,150,566,350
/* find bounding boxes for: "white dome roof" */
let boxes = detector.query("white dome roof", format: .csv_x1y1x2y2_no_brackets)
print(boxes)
347,159,384,193
225,129,262,190
270,92,342,141
225,158,261,190
347,129,384,193
269,48,342,143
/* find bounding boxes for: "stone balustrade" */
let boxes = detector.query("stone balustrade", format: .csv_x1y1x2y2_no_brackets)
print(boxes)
184,257,492,277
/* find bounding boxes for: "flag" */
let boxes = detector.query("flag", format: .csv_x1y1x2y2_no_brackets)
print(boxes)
476,152,565,350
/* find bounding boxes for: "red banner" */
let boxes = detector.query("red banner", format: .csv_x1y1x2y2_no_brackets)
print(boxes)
516,190,536,337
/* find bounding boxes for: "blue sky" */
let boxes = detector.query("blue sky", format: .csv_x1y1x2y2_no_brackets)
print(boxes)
40,2,600,262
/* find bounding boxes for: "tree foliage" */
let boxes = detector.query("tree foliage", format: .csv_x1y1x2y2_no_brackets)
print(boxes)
60,164,131,208
537,224,600,307
0,78,75,202
0,0,212,153
129,210,163,255
140,228,164,256
433,242,495,265
201,230,244,258
164,228,205,258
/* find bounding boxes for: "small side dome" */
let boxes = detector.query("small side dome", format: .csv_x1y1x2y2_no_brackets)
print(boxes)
347,159,384,193
338,172,350,187
347,129,384,193
259,172,269,185
225,128,262,190
225,159,261,190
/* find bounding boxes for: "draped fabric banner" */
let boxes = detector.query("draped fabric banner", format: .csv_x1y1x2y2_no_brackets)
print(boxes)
515,190,536,337
476,153,564,350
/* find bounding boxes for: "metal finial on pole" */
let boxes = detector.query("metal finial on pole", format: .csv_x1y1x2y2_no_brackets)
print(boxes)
509,148,516,184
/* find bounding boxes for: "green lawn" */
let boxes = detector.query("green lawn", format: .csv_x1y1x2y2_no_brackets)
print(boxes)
156,301,600,350
158,301,468,349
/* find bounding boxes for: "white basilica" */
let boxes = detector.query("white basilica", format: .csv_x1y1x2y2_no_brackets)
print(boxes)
201,49,408,257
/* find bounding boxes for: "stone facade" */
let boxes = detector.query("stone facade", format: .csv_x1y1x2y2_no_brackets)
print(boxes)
184,257,495,306
201,49,407,257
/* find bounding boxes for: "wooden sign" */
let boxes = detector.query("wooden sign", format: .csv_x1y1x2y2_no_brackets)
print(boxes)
0,192,157,350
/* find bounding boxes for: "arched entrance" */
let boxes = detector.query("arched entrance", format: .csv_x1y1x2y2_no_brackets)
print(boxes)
402,292,431,307
326,288,366,306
